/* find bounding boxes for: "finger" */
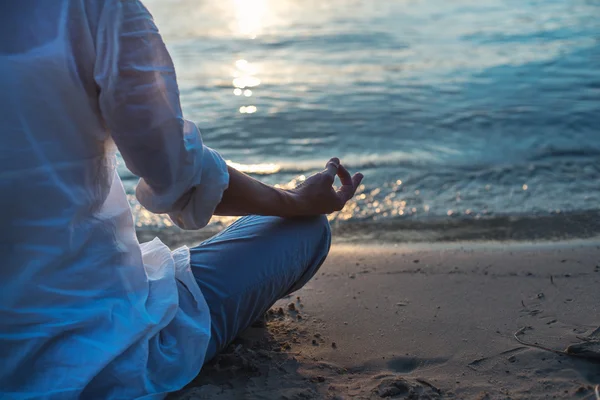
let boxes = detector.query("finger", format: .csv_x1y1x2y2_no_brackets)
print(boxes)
337,173,363,203
337,164,353,186
351,172,364,190
323,157,340,179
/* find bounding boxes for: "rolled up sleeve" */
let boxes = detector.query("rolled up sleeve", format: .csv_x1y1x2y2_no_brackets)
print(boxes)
93,0,228,230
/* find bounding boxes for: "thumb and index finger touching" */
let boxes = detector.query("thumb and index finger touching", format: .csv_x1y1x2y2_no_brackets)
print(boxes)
323,157,364,202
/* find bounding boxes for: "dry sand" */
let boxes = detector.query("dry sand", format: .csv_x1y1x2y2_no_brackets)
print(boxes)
171,240,600,399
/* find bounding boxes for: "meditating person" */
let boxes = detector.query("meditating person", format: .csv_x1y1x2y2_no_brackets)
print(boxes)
0,0,363,398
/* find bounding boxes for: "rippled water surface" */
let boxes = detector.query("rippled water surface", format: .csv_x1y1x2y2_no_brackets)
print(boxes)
126,0,600,239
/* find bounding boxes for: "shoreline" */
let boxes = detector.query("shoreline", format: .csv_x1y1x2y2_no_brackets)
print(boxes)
174,240,600,399
137,210,600,250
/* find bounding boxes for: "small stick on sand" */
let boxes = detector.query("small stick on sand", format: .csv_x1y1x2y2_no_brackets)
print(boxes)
514,327,571,357
514,327,600,361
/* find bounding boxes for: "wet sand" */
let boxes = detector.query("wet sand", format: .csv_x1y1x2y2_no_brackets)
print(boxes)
172,240,600,399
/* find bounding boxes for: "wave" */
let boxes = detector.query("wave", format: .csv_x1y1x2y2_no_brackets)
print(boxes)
224,151,438,175
118,144,600,181
229,146,600,176
528,147,600,162
256,31,407,51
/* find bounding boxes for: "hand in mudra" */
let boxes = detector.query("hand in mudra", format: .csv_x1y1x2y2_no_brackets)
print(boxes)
289,158,364,215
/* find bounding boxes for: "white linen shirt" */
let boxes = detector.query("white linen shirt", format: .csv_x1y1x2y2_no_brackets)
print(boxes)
0,1,229,398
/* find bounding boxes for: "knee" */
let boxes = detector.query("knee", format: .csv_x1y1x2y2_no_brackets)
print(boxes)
284,215,331,295
284,214,331,258
306,215,331,268
319,214,332,245
308,215,331,253
265,214,331,256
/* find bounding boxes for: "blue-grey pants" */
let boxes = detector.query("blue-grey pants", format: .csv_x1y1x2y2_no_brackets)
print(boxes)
188,215,331,362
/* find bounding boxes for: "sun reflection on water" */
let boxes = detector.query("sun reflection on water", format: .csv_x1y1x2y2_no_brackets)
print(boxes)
229,0,268,113
232,58,261,113
232,0,267,38
233,77,261,88
239,105,257,114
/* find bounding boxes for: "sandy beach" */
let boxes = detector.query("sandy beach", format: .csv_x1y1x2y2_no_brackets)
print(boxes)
168,239,600,399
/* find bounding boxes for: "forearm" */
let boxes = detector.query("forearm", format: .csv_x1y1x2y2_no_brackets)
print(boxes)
214,166,302,217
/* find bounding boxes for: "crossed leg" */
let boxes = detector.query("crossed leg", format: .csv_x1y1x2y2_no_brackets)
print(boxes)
188,215,331,362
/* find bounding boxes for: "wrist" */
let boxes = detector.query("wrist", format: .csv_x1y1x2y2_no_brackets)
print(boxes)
277,189,306,217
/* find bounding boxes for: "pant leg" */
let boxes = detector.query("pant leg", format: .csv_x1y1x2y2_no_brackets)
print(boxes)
189,214,331,362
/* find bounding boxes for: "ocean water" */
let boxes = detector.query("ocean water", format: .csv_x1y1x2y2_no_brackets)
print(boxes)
126,0,600,242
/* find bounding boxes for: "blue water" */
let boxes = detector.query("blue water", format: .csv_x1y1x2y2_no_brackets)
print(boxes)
126,0,600,240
